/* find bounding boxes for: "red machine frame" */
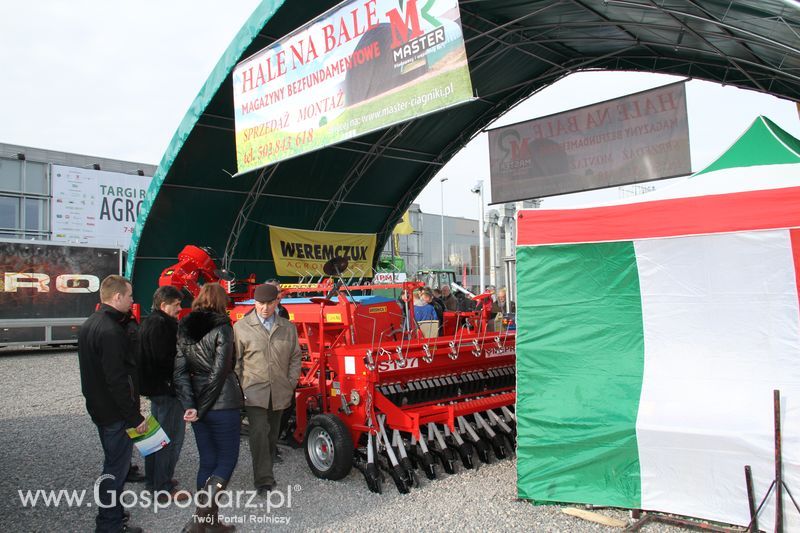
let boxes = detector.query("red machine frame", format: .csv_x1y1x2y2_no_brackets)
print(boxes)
159,245,517,493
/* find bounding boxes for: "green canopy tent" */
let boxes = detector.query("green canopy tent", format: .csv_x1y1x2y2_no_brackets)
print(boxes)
128,0,800,308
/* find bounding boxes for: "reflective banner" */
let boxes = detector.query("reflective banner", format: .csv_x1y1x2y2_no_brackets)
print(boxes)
269,226,377,277
233,0,474,172
489,82,690,203
0,242,120,320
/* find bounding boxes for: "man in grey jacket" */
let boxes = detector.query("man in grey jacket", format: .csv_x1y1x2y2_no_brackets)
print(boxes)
234,284,302,494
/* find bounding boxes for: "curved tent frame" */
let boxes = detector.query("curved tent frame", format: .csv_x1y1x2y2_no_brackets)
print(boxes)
128,0,800,305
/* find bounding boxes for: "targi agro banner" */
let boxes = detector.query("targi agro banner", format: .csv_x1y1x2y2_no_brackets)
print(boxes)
233,0,474,172
489,82,690,203
269,226,377,277
51,165,152,250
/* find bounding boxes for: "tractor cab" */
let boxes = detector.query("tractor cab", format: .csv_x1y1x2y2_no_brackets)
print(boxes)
415,269,456,290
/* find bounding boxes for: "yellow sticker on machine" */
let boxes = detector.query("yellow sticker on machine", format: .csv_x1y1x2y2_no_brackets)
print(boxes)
369,306,387,314
326,313,342,323
282,283,319,289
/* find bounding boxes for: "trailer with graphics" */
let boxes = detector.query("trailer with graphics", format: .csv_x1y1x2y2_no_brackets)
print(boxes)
0,240,122,347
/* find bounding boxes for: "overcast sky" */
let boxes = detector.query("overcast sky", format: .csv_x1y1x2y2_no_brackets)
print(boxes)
1,1,798,221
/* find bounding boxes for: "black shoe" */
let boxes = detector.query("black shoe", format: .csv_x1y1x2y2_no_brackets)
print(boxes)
121,524,143,533
126,470,145,483
273,450,284,464
257,484,274,496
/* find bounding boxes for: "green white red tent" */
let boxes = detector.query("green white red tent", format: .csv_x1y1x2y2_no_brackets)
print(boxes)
515,116,800,530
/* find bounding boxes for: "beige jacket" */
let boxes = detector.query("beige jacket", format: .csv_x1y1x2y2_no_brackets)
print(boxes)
233,311,302,410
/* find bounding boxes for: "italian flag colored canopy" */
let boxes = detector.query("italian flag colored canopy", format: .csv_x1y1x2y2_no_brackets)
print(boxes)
515,117,800,530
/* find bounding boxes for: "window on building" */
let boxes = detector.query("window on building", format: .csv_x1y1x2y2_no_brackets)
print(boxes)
0,159,22,192
25,198,48,233
0,158,50,239
25,162,48,195
0,195,20,231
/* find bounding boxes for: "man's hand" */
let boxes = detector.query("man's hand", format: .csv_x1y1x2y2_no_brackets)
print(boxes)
184,409,198,422
135,419,148,434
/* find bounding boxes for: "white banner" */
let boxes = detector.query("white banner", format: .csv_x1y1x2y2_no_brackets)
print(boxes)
51,165,152,250
489,82,690,202
373,272,407,283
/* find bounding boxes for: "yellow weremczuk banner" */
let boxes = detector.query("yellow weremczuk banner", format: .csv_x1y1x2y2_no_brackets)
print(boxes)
269,226,376,277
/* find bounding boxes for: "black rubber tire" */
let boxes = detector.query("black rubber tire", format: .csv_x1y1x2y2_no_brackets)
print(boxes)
304,414,354,480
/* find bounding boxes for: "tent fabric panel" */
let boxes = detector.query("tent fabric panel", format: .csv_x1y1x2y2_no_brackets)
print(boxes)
696,117,800,175
516,242,644,507
136,189,244,259
517,186,800,246
793,229,800,320
633,230,800,531
768,118,800,159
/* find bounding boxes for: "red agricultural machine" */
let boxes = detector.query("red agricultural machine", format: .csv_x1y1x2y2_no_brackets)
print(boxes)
159,245,517,493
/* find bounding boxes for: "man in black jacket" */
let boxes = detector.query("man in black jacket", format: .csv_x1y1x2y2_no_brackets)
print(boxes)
78,275,146,533
139,285,187,502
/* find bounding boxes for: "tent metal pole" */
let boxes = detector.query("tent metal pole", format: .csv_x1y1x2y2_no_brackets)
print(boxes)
222,164,278,270
774,389,783,533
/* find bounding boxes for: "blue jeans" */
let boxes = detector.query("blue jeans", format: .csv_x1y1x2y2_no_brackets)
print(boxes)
145,395,185,492
95,420,133,533
191,408,241,490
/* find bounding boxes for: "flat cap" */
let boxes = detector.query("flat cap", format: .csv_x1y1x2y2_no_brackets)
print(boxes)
254,283,279,303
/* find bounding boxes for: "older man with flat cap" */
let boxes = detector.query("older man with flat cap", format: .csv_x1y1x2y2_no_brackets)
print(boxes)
234,284,302,494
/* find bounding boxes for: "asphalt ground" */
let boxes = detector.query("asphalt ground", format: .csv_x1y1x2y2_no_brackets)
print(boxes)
0,351,691,532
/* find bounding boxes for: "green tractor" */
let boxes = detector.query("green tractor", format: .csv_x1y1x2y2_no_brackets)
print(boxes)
415,269,457,291
372,256,407,299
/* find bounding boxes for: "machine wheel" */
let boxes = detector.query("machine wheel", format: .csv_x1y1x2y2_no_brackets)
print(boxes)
304,414,353,480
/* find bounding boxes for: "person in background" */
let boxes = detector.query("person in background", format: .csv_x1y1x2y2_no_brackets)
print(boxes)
139,285,188,503
78,275,146,533
413,287,438,323
235,284,302,496
440,284,458,312
431,288,445,331
494,287,516,314
174,283,243,531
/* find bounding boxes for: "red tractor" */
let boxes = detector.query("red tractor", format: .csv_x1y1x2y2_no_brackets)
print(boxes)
159,245,516,493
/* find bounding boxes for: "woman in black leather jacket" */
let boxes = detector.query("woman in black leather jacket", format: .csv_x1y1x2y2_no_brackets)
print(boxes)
173,283,242,532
